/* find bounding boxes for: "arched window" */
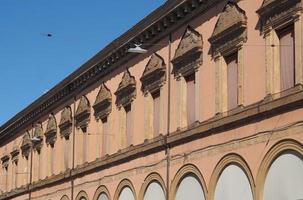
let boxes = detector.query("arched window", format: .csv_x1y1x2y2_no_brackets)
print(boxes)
98,193,109,200
119,187,135,200
143,181,165,200
264,152,303,200
175,175,205,200
214,164,253,200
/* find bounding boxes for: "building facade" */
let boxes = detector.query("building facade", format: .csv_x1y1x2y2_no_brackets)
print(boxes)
0,0,303,199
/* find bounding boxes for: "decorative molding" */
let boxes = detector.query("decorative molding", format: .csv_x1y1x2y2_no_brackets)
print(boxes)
59,106,73,139
209,2,247,57
140,53,166,94
60,195,70,200
208,153,255,200
172,26,203,77
257,0,301,33
93,83,112,120
75,190,89,200
20,132,31,158
115,70,136,108
255,139,303,200
75,96,91,130
93,185,111,200
114,179,137,200
10,147,20,164
0,0,223,144
170,164,207,200
33,123,43,152
1,154,9,169
45,114,57,146
138,173,166,200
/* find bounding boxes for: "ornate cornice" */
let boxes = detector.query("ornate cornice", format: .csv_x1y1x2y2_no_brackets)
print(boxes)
172,26,203,77
32,123,43,152
209,2,247,57
59,106,73,139
115,70,136,108
93,83,112,120
140,53,166,94
0,0,222,144
21,132,31,158
257,0,301,33
45,114,57,146
75,96,91,130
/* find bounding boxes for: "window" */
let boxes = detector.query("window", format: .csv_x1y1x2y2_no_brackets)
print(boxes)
125,104,132,146
185,74,196,125
225,53,238,110
278,25,295,91
101,117,109,155
152,91,160,136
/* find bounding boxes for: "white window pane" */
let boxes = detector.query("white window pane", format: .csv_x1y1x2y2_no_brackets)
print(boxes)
144,182,165,200
264,153,303,200
175,175,205,200
119,187,135,200
98,193,108,200
214,164,253,200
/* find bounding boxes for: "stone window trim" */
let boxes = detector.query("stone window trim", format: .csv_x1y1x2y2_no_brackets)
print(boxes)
140,53,166,95
10,148,20,164
75,96,91,130
172,26,203,78
115,69,136,109
44,114,57,146
209,1,247,59
209,2,247,114
21,131,32,159
1,154,10,169
32,122,43,152
93,83,112,121
257,0,303,95
59,106,73,139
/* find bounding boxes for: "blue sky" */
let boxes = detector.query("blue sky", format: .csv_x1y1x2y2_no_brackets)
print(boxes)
0,0,165,126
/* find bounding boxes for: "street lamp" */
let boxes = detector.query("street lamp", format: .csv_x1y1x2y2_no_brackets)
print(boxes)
127,44,148,54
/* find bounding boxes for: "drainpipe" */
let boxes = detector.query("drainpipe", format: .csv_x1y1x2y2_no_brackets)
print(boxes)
166,33,172,200
71,97,76,200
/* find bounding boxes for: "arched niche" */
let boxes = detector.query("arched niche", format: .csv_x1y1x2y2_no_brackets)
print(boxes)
170,164,207,200
76,191,89,200
209,154,255,200
114,179,136,200
256,139,303,200
139,173,166,200
93,185,111,200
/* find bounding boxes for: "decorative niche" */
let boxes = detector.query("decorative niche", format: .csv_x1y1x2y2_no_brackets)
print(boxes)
93,83,112,121
21,131,31,158
75,96,91,131
209,2,247,57
33,123,43,152
257,0,301,33
172,26,203,78
59,106,73,139
115,70,136,108
45,114,57,146
140,53,166,95
1,153,9,169
10,147,20,164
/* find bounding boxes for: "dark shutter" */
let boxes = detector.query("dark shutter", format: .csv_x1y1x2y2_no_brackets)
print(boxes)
226,53,238,110
152,91,160,137
185,74,196,125
279,25,295,90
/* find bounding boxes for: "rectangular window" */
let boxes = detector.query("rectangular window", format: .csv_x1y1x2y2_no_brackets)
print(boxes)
152,91,160,137
125,104,132,146
278,25,295,91
226,53,238,110
185,73,196,125
101,117,108,155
